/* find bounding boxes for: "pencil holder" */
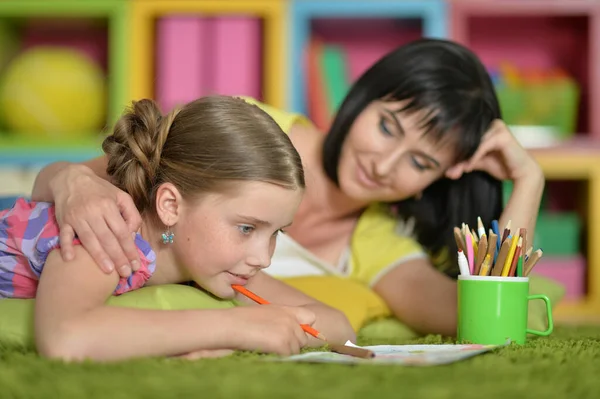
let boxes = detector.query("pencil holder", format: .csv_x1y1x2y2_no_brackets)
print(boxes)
457,276,553,345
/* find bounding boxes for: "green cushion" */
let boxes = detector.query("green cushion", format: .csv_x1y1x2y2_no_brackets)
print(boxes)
0,284,237,347
0,275,565,348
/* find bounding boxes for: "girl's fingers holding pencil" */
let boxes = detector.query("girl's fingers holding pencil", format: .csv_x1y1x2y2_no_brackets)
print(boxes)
231,305,311,356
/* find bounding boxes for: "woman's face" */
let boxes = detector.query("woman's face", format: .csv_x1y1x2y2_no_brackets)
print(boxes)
337,100,459,203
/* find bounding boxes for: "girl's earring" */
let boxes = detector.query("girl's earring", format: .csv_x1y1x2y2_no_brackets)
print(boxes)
161,226,175,244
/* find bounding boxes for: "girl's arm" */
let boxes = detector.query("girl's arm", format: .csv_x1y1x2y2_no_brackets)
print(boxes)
372,260,457,337
31,155,142,278
35,246,312,362
241,272,357,345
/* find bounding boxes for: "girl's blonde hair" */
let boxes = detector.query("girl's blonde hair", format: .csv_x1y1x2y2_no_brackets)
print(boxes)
102,95,305,217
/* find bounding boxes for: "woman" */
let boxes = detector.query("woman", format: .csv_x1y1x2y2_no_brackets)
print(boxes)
30,39,545,336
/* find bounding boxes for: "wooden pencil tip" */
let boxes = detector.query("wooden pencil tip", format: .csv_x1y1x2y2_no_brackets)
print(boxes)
316,333,327,341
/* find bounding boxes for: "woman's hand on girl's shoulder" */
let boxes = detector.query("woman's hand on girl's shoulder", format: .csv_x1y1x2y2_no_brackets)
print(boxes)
51,164,142,278
445,119,543,183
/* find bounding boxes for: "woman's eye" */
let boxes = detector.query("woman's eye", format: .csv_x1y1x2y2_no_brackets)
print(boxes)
411,157,429,171
238,225,254,235
379,117,393,136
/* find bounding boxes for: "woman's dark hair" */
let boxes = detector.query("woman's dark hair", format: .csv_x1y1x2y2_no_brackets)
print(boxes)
322,38,503,277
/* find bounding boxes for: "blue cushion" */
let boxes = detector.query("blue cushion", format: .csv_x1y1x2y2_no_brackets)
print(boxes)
0,196,20,210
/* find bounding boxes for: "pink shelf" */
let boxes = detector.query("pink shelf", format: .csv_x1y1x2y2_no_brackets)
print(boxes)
532,255,587,301
154,16,263,112
450,0,600,138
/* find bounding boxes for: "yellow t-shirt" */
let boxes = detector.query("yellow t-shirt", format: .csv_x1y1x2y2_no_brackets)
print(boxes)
241,97,427,327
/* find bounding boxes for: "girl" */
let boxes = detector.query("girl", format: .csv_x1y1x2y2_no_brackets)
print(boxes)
0,95,355,361
30,39,545,337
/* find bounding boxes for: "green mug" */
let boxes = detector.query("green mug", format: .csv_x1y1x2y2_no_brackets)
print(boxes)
457,275,553,345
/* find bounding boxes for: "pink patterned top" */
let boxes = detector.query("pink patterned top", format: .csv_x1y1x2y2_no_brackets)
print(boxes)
0,198,156,299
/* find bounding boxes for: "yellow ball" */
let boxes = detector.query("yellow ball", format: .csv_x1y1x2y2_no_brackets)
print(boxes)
0,47,106,138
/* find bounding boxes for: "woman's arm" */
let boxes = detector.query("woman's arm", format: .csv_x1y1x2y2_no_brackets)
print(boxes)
35,247,313,362
498,168,545,250
31,155,142,277
372,259,457,337
242,272,357,345
31,156,109,202
458,120,546,247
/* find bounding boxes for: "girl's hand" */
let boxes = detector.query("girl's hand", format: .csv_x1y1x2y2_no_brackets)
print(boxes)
231,305,316,356
445,119,543,183
49,164,142,277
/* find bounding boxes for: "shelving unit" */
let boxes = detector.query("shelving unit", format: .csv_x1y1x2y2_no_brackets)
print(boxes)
129,0,286,111
450,0,600,137
0,0,129,167
530,142,600,320
449,0,600,318
288,0,447,116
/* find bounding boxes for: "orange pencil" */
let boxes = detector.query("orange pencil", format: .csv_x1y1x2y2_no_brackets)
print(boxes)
232,284,327,341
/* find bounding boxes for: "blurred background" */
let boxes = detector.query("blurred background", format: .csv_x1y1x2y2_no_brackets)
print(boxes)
0,0,599,322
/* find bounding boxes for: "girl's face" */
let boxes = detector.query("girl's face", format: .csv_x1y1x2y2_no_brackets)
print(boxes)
174,182,303,299
337,100,458,203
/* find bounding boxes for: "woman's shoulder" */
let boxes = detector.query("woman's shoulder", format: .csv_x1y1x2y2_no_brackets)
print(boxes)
349,203,427,285
353,203,424,252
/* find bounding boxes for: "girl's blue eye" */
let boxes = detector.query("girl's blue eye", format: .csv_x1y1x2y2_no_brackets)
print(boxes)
238,225,254,235
379,117,393,136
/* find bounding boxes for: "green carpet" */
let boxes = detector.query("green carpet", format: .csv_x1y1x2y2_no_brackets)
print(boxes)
2,325,600,399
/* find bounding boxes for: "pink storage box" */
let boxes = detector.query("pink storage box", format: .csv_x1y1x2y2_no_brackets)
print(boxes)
530,255,586,301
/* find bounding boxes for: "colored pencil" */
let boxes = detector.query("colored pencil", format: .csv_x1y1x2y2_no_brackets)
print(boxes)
501,220,512,244
491,220,501,252
454,226,466,252
474,234,488,275
455,220,543,279
465,230,474,274
501,233,520,277
493,238,511,276
524,249,544,276
507,237,522,277
486,232,498,265
477,216,486,239
479,254,491,276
